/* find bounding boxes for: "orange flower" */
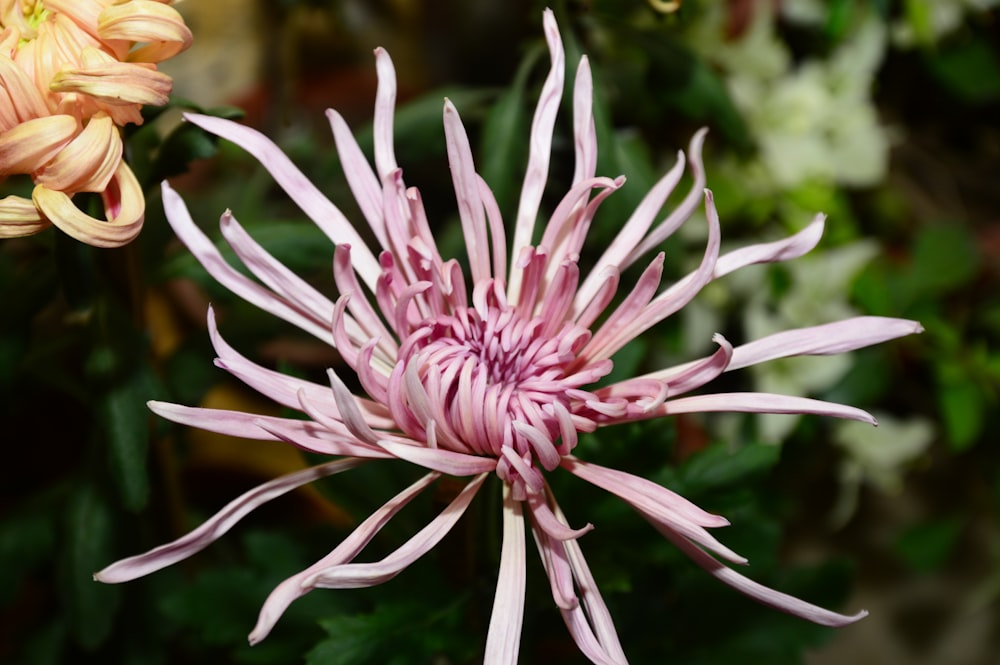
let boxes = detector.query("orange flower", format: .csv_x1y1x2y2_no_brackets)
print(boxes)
0,0,191,246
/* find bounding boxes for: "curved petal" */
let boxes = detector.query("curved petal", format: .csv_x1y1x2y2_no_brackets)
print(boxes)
726,317,924,371
0,114,77,175
651,513,868,627
306,473,488,588
249,472,440,644
0,194,47,238
376,439,498,476
484,483,527,665
641,392,878,425
182,113,382,290
95,458,368,583
34,160,144,247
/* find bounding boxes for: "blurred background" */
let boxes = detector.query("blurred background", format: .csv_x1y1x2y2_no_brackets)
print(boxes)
2,0,999,663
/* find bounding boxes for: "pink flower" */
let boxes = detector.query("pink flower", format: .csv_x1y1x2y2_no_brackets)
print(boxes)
96,11,921,663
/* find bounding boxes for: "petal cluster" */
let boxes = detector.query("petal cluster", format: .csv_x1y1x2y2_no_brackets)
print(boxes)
96,10,921,664
0,0,191,246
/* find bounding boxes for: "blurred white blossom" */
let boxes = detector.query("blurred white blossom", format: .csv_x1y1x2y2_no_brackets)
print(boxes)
687,7,890,189
832,413,935,525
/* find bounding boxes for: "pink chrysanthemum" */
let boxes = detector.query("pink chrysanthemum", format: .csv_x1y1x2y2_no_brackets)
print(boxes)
96,11,921,664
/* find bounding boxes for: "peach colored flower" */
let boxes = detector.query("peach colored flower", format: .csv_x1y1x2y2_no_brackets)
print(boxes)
97,11,921,663
0,0,191,246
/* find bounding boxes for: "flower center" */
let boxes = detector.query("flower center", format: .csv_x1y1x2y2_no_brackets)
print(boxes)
392,279,609,493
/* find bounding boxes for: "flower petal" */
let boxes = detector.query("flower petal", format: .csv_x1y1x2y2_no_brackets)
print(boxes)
95,459,368,583
249,472,440,644
484,483,527,665
306,473,488,588
0,114,78,175
376,439,498,476
653,515,868,627
182,113,383,289
34,160,144,247
0,195,47,238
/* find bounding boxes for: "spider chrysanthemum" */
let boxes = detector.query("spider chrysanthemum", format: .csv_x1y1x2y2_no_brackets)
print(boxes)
96,11,921,664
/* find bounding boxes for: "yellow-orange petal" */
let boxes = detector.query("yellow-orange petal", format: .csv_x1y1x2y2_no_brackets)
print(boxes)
0,114,78,175
50,48,172,107
33,160,144,247
35,112,122,192
39,0,105,40
98,1,192,63
0,194,49,238
0,53,50,129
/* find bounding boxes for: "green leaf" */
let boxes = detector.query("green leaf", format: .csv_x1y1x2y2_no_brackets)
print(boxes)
938,371,984,450
149,121,224,183
677,441,781,494
100,366,154,511
307,598,471,665
66,483,120,651
925,39,1000,105
894,518,963,572
0,502,57,604
908,225,981,295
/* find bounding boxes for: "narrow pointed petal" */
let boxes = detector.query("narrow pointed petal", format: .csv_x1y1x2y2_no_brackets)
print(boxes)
572,55,597,185
509,8,564,298
326,110,388,248
655,519,868,627
95,459,368,583
307,473,487,588
726,317,924,371
219,210,337,328
714,214,825,278
626,128,709,265
373,47,399,178
249,472,440,644
161,184,337,344
485,484,526,665
644,392,878,425
376,440,498,476
182,113,382,289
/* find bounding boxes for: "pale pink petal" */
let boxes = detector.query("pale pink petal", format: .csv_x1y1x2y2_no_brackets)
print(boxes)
204,307,396,430
576,152,685,309
94,459,368,583
484,484,527,665
572,55,597,185
326,110,388,249
562,458,746,564
560,524,628,663
249,472,440,644
306,473,488,588
255,417,394,459
641,392,878,425
219,210,336,328
161,183,336,345
726,317,924,371
443,99,490,283
527,488,594,541
182,113,382,289
714,214,825,278
373,47,399,178
509,8,564,298
531,525,578,611
653,516,868,627
377,439,499,475
626,128,709,266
